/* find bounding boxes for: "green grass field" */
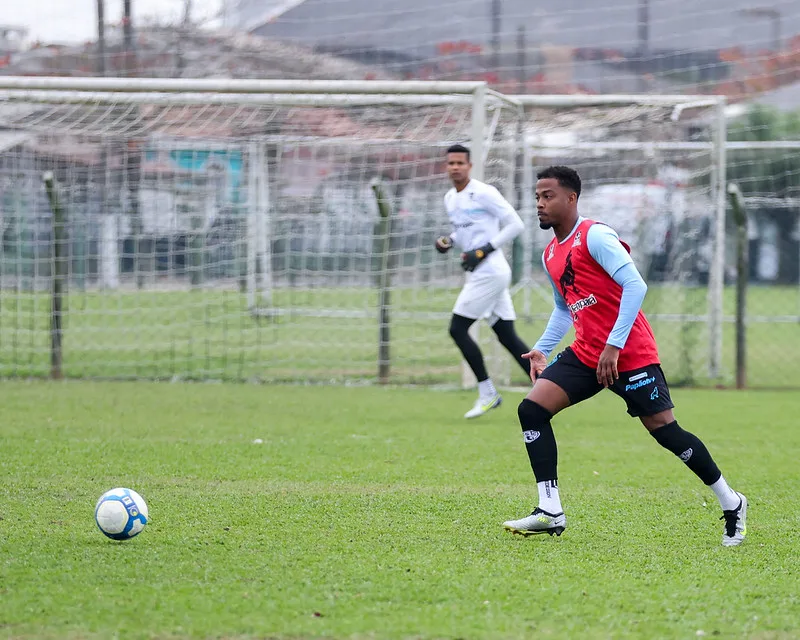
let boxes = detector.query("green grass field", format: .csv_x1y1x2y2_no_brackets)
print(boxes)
1,381,798,639
2,283,800,388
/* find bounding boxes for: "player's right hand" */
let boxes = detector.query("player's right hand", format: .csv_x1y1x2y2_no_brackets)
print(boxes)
435,236,453,254
522,349,548,383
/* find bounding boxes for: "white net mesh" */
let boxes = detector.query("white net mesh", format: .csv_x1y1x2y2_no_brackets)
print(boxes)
7,80,800,388
6,1,800,389
0,81,523,384
722,107,800,389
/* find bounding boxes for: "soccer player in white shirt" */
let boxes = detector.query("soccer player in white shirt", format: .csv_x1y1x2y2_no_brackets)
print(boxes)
436,144,532,419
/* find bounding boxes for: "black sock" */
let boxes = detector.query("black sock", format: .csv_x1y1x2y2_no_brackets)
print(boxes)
449,314,488,381
492,319,531,375
649,421,722,485
518,399,557,482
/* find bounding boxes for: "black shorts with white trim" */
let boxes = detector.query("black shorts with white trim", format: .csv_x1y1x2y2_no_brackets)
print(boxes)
537,347,674,417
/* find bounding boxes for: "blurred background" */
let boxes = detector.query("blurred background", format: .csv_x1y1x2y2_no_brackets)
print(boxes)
6,1,799,97
1,1,799,387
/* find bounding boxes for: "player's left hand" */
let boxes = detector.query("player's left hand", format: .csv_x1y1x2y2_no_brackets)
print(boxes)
522,349,548,383
596,344,620,388
460,243,494,272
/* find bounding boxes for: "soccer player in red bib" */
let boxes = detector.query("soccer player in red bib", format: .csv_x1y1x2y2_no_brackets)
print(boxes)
502,166,747,547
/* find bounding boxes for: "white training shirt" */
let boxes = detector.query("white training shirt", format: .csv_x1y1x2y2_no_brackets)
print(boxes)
444,179,525,276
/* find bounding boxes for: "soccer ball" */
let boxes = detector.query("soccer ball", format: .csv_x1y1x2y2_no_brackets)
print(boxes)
94,488,149,540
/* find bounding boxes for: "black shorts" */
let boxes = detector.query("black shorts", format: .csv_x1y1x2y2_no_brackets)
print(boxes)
538,347,675,418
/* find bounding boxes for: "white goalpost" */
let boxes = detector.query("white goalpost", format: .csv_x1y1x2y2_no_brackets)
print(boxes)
0,76,525,384
0,77,729,385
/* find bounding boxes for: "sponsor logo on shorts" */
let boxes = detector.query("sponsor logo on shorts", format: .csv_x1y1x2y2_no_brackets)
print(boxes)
628,372,650,382
650,387,660,400
625,376,655,391
568,294,597,314
523,430,540,443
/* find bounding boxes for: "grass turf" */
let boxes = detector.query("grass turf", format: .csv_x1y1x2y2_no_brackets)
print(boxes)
1,381,798,639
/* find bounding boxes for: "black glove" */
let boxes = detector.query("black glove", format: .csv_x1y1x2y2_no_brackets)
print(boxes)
435,236,453,254
460,243,494,272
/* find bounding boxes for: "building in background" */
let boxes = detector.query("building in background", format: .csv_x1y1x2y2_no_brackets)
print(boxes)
227,0,800,94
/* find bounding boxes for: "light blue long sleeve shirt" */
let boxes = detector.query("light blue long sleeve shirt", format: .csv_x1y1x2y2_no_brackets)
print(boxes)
533,219,648,358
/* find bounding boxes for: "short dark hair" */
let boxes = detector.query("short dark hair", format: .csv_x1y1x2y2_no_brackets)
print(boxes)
537,165,581,199
446,144,470,160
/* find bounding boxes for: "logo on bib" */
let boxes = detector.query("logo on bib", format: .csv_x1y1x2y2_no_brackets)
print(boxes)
567,294,597,314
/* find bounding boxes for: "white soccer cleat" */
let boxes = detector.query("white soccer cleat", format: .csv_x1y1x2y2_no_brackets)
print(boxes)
720,492,747,547
464,393,502,419
503,508,567,537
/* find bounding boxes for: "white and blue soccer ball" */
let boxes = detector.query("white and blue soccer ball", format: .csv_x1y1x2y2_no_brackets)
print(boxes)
94,488,149,540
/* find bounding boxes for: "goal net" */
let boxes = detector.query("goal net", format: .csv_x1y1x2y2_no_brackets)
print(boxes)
0,77,527,384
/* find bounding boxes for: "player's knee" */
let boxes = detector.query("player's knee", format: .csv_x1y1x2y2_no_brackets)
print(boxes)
641,410,675,432
518,398,552,427
448,315,472,342
491,319,512,343
492,320,528,353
